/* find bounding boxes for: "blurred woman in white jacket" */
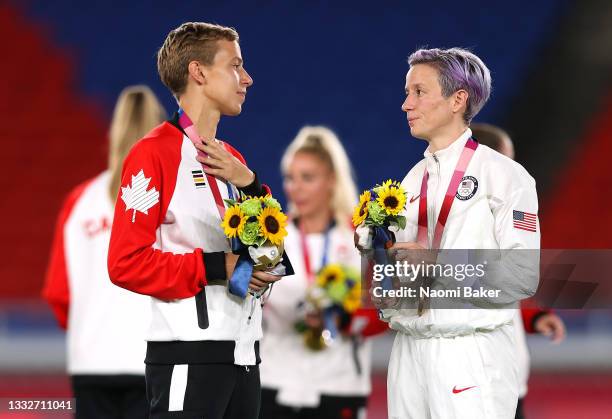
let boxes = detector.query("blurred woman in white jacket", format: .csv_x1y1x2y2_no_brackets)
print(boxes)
259,126,387,419
43,86,165,419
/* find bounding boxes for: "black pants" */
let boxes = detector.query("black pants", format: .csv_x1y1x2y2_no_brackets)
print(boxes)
515,397,525,419
71,374,147,419
259,388,366,419
146,363,261,419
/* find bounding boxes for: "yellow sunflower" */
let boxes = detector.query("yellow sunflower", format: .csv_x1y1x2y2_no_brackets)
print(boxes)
343,279,362,312
258,206,288,245
221,205,246,238
352,190,371,227
381,179,394,188
343,293,362,313
376,180,406,216
316,264,345,288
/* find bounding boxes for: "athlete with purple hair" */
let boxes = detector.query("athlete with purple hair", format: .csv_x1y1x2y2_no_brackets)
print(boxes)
375,48,541,418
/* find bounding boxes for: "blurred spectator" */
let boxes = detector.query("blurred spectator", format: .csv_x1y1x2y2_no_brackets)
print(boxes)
259,126,388,419
471,122,567,419
42,85,166,419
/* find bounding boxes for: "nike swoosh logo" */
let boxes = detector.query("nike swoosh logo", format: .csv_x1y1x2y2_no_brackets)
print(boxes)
409,195,420,204
452,385,477,394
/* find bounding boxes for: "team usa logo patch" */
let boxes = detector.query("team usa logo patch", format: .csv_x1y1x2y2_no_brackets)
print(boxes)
513,210,537,232
121,169,159,223
455,176,478,201
192,169,206,188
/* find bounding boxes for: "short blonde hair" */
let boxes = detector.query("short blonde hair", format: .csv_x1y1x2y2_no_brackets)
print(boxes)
281,126,358,229
157,22,239,98
108,85,166,201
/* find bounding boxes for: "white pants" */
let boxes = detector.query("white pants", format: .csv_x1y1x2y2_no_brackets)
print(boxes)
387,324,518,419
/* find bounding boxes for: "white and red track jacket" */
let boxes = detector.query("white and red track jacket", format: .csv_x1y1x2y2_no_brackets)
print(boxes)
43,171,150,375
260,221,388,406
107,116,269,366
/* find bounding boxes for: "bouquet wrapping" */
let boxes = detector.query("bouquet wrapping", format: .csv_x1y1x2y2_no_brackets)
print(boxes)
221,194,293,298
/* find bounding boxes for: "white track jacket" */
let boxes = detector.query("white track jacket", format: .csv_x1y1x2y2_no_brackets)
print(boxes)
381,129,540,338
43,171,149,375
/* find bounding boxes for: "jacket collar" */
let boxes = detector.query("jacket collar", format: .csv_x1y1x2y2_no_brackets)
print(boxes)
423,128,472,163
169,111,187,136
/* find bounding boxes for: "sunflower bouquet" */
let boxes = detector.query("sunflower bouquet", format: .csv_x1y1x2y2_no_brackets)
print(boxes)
352,179,407,231
221,194,293,297
353,180,407,292
295,264,362,351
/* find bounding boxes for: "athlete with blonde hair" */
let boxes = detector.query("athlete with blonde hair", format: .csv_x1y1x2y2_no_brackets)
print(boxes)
260,126,387,419
44,85,165,418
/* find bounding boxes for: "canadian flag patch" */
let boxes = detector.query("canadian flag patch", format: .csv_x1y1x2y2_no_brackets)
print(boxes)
121,169,160,223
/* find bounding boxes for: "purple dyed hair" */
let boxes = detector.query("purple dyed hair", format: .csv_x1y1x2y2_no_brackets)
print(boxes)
408,48,491,124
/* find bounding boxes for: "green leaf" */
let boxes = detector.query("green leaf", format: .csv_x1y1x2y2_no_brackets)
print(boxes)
255,235,267,247
365,217,383,227
397,215,407,230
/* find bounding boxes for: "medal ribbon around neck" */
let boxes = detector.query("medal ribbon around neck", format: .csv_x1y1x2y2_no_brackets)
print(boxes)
299,221,332,284
416,138,478,249
178,109,249,298
177,108,235,219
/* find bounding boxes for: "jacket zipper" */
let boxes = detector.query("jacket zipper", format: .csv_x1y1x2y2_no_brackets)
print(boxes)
431,154,440,247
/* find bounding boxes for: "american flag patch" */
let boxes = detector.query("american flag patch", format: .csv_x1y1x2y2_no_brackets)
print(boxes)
192,170,206,188
513,210,537,232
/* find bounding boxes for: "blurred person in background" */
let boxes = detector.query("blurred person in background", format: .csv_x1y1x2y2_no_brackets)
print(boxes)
470,122,566,419
43,85,166,418
259,126,388,419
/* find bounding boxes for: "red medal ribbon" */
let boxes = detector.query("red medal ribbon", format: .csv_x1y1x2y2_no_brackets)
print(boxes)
178,109,233,219
299,221,332,284
417,138,478,249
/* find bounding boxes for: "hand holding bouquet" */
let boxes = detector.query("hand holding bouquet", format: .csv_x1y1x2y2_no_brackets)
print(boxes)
221,194,294,297
352,179,407,250
352,180,407,293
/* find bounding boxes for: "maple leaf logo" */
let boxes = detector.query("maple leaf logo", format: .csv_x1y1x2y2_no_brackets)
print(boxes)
121,169,160,223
